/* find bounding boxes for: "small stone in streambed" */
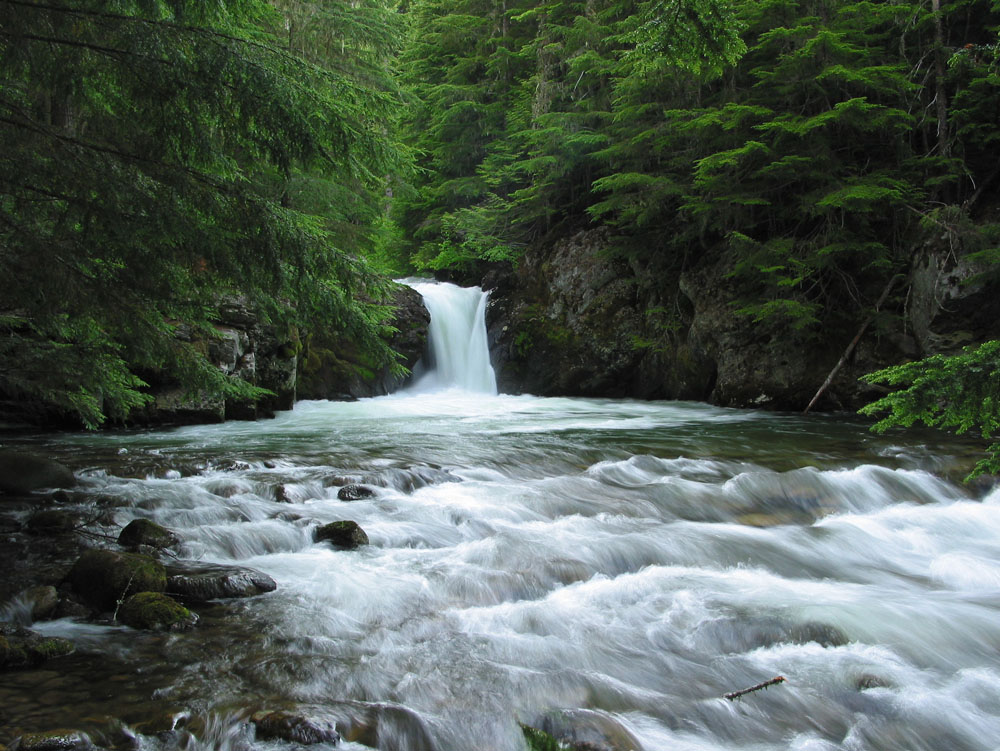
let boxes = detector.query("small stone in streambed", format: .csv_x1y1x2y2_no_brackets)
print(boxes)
117,519,180,550
251,710,341,745
66,549,166,612
337,484,376,501
9,731,93,751
315,520,369,549
166,562,277,602
0,452,77,496
855,673,895,691
117,592,197,631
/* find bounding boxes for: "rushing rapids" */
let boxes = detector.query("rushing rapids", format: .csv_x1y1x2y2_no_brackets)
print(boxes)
1,283,999,751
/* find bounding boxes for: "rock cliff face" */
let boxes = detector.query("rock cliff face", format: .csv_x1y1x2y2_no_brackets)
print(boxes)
139,284,430,424
133,297,300,425
485,229,713,400
485,227,995,411
297,283,430,400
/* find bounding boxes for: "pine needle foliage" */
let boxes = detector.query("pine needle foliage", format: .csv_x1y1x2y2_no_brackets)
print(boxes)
860,341,1000,479
0,0,406,426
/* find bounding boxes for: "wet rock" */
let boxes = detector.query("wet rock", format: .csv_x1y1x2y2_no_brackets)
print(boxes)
337,484,376,501
788,621,848,648
0,453,76,496
26,511,79,536
0,625,74,670
521,724,562,751
298,284,430,400
855,673,895,691
251,710,341,745
315,521,369,549
117,519,180,550
694,615,848,653
275,484,292,503
536,708,644,751
66,549,166,612
9,731,92,751
166,562,277,602
52,597,91,620
331,702,436,751
118,592,197,631
21,585,59,621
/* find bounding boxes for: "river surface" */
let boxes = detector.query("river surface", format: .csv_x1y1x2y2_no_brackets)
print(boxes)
2,284,1000,751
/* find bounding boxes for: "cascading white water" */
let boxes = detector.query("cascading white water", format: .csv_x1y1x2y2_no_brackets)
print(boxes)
403,280,497,394
5,359,1000,749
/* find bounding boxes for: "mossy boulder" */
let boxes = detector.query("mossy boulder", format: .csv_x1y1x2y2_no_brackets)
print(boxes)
118,592,197,631
117,519,180,550
315,520,369,549
66,549,166,612
0,452,76,496
0,625,74,671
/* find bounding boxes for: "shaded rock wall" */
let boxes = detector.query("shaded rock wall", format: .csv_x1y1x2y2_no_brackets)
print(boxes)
139,285,430,424
297,283,430,401
485,227,994,411
134,298,299,426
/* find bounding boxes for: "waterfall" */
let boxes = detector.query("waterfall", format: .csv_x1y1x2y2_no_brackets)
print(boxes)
404,280,498,394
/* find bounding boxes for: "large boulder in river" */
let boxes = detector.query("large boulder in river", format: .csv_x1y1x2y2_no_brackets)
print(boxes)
0,624,74,670
0,452,76,495
315,520,369,549
166,562,277,602
118,519,180,550
118,592,197,631
66,549,166,612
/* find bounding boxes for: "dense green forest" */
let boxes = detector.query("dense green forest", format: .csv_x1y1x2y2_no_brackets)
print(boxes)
1,0,998,471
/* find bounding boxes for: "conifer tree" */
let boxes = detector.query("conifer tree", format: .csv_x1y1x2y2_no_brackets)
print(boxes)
0,0,405,425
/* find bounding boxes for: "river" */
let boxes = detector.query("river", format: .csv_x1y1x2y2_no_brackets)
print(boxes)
2,282,999,751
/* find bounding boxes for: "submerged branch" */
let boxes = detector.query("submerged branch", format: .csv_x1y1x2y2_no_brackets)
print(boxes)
724,675,787,701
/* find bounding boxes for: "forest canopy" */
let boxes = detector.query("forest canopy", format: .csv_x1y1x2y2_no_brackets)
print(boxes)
0,0,406,426
1,0,998,471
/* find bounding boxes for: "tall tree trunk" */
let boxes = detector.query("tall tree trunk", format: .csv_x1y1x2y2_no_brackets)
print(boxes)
932,0,950,157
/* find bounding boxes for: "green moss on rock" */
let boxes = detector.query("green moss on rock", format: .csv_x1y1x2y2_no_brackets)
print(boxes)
0,627,74,670
118,592,196,631
521,724,565,751
67,549,166,612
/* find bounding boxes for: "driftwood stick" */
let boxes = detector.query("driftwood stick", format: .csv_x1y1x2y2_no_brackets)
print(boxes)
803,273,903,415
724,675,786,701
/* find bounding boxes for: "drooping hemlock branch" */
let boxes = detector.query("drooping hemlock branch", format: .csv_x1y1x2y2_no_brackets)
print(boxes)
724,675,787,701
